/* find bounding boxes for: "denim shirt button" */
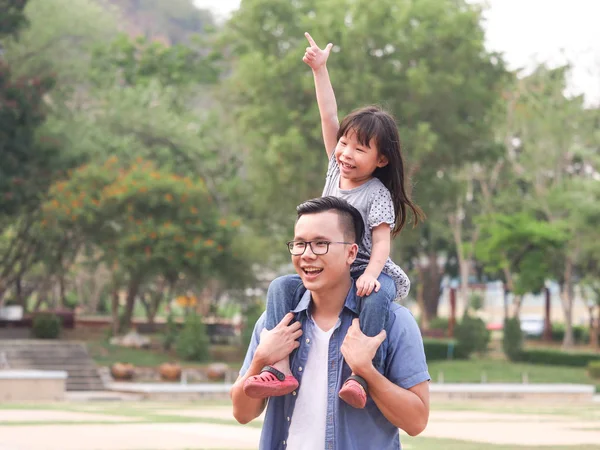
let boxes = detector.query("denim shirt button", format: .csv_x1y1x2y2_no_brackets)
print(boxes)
298,366,303,371
292,391,297,396
305,338,310,344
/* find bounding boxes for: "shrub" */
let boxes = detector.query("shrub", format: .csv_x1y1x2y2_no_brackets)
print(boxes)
503,317,523,361
455,313,490,357
588,361,600,379
162,313,179,351
469,293,484,312
175,312,210,362
31,313,62,339
549,324,589,344
423,339,469,361
242,301,265,350
428,317,450,331
519,349,600,367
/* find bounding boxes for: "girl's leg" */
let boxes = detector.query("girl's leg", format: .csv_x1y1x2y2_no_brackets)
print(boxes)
264,274,304,330
263,274,305,375
244,274,306,399
358,273,394,372
339,273,395,409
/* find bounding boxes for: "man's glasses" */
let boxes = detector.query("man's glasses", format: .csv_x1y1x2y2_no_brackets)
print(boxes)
286,240,353,256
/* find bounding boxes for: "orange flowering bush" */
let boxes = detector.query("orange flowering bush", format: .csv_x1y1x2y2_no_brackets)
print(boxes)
42,157,241,279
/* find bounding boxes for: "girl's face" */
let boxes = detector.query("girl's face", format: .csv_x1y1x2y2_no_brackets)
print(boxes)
334,129,388,187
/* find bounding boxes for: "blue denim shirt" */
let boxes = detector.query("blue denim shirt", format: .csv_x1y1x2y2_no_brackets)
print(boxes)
240,282,431,450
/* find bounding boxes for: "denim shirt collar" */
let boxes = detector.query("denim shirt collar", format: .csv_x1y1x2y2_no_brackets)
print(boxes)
291,277,360,315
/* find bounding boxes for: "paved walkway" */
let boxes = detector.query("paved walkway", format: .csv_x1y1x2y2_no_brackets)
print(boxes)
1,401,600,449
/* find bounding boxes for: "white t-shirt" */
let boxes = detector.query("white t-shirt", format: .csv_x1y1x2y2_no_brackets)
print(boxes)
286,321,335,450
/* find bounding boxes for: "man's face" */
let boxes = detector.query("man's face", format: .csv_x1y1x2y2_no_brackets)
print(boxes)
291,211,358,293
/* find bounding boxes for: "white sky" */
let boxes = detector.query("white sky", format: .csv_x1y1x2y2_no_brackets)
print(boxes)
195,0,600,105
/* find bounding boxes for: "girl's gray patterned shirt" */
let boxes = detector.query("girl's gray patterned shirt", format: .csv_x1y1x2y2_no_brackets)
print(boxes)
322,153,410,300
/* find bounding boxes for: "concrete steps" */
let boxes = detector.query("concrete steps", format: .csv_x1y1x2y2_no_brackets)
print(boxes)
0,340,104,391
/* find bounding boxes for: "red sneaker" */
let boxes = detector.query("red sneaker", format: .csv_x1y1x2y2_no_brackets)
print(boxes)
338,377,367,409
243,366,299,399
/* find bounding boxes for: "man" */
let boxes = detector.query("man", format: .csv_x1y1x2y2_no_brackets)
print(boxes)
231,196,430,450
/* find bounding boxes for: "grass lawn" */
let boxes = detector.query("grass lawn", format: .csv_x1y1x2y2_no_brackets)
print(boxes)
427,357,595,384
86,339,185,367
85,339,242,371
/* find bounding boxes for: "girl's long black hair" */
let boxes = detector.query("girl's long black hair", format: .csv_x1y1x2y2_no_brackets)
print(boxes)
337,105,425,237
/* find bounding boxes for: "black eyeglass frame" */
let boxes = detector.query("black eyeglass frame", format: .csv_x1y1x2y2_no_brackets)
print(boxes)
286,240,353,256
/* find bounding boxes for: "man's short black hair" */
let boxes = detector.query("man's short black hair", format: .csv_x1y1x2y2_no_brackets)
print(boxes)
296,196,364,244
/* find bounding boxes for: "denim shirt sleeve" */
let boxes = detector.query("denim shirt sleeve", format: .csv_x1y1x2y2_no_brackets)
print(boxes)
385,305,431,389
239,312,266,377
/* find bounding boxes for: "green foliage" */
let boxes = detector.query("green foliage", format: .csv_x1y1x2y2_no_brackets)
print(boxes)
503,317,524,361
42,158,241,281
469,293,484,311
520,349,600,368
476,213,568,295
526,324,590,345
588,361,600,379
90,34,220,90
455,313,490,357
175,312,210,361
0,0,29,39
242,301,265,350
63,292,79,311
0,61,62,216
423,339,468,361
31,313,62,339
222,0,507,239
428,317,449,331
162,313,179,351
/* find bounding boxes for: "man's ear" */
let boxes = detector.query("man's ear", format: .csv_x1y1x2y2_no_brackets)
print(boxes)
347,243,358,265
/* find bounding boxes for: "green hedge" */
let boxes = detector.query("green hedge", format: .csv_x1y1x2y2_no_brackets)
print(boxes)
519,348,600,367
31,313,62,339
588,361,600,379
528,324,592,344
423,339,469,361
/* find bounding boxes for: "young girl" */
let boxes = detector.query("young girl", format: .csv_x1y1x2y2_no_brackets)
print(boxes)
243,32,424,409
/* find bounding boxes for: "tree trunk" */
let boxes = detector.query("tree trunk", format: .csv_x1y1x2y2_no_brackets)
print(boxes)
140,280,170,331
448,208,472,312
122,276,142,331
15,276,23,307
416,252,444,329
590,305,599,351
543,287,552,341
512,294,523,318
502,267,515,321
58,274,66,309
560,258,575,349
416,280,428,329
594,307,600,351
111,288,120,336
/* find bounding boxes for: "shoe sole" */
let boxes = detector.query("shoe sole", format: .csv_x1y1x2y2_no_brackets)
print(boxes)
243,380,299,399
338,385,366,409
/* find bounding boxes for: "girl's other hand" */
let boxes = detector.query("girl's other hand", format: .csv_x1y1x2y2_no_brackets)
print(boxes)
302,32,333,71
356,273,381,297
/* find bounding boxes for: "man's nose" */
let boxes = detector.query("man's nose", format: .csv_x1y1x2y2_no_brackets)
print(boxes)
302,245,317,259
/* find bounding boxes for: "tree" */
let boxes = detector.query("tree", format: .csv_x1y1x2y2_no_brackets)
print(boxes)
42,157,244,328
475,212,568,317
221,0,507,323
0,0,28,39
